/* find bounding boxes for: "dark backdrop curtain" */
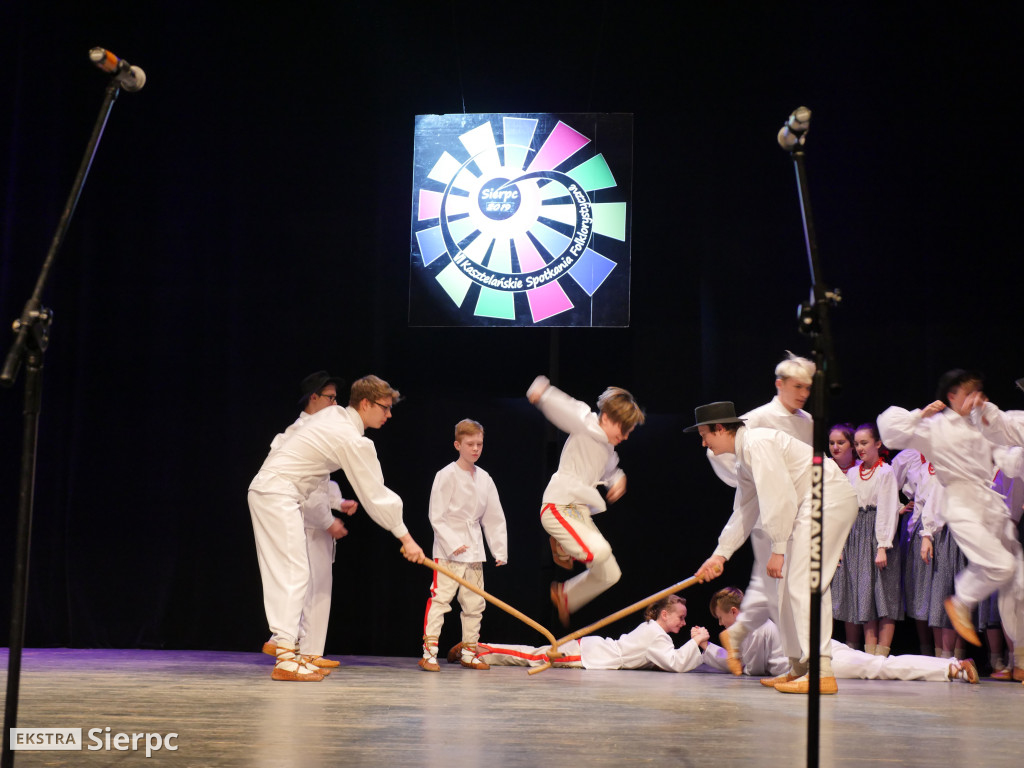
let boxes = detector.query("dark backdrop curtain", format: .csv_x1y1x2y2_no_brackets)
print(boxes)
1,2,1021,656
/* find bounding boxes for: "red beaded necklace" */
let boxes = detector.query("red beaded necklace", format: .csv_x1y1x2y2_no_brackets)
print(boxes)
859,457,884,481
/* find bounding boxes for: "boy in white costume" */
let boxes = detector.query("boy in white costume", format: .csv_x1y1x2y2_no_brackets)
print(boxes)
260,372,359,672
471,595,709,672
878,370,1024,683
420,419,508,672
528,376,645,627
703,353,815,666
688,401,858,694
700,587,979,685
958,387,1024,681
248,374,424,681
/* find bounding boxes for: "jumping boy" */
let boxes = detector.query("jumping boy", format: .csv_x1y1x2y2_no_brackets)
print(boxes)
528,375,645,627
878,371,1024,681
420,419,508,672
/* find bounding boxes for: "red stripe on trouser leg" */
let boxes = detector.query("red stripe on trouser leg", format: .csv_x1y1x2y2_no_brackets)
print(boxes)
477,643,550,663
422,564,440,637
542,503,594,563
476,642,583,666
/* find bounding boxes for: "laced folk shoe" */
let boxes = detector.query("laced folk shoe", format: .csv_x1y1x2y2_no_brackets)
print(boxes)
550,582,570,628
271,647,324,681
774,674,839,694
760,672,798,688
550,536,574,570
949,659,979,684
262,641,277,656
418,656,441,672
459,645,490,670
446,643,465,664
307,656,341,669
719,630,743,676
944,597,981,646
301,656,331,676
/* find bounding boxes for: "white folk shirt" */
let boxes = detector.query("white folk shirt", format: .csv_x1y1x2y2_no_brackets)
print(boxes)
702,619,789,677
974,403,1024,449
713,426,850,559
878,406,1024,495
707,396,812,489
249,405,408,538
268,412,342,531
429,462,508,563
846,462,900,549
890,448,923,499
974,404,1024,523
580,620,703,672
911,462,944,535
535,382,624,514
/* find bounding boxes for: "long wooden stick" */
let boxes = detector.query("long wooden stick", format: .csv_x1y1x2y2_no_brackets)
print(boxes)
407,551,558,648
527,574,701,675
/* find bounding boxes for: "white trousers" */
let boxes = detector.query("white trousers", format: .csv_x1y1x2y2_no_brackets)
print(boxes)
542,504,621,613
475,640,584,668
422,560,486,650
736,527,780,635
297,527,335,656
248,490,307,648
777,481,859,664
832,642,951,682
943,482,1024,644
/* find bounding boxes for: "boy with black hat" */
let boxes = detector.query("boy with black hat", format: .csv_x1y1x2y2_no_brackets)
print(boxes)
702,353,816,673
687,401,857,693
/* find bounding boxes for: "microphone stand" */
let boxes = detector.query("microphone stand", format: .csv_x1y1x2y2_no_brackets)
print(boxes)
779,108,842,768
1,75,125,768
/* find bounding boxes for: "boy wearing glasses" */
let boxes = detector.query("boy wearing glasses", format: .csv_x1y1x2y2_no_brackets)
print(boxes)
260,372,358,672
248,374,424,681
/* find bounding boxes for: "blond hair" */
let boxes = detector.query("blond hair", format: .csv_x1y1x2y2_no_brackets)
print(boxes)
596,386,646,432
709,586,744,615
349,375,401,408
775,351,815,385
454,419,484,441
644,594,685,621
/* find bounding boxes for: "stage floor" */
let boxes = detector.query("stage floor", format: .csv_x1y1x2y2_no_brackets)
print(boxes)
1,648,1021,767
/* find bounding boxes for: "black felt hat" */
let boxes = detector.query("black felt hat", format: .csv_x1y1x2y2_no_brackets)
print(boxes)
298,371,346,405
682,402,746,432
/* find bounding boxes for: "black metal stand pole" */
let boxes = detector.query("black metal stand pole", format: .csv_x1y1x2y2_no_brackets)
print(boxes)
1,77,123,768
780,107,841,768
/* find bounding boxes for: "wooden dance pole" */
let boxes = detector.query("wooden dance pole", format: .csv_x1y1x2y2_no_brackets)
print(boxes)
527,574,701,675
405,550,559,648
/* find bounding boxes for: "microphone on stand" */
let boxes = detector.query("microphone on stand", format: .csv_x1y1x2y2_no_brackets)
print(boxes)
778,106,811,151
88,47,147,92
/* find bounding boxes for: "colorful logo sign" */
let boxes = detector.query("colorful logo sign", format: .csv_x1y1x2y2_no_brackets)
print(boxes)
410,114,632,326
